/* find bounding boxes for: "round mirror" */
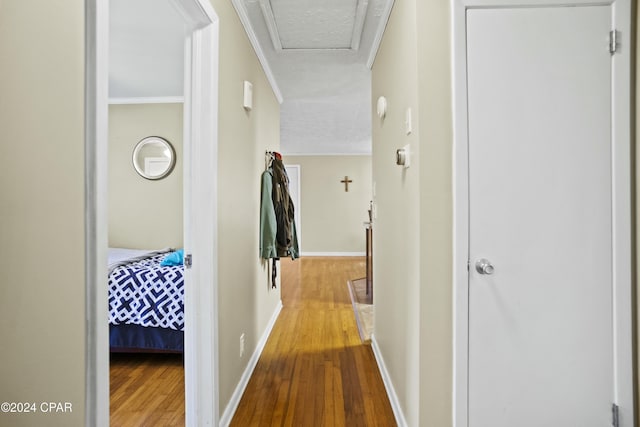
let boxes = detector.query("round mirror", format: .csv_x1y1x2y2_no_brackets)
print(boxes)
132,136,176,180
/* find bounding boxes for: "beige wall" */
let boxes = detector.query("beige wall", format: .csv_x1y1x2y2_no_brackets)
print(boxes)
371,0,452,425
415,1,453,425
284,156,372,254
212,0,282,413
375,2,634,426
108,103,184,249
371,0,422,424
0,1,86,426
1,0,281,424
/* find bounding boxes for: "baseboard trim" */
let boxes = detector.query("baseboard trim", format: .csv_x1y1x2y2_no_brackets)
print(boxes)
300,252,366,257
371,335,409,427
219,300,283,426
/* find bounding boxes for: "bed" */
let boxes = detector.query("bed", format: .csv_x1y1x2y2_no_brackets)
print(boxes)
108,248,184,353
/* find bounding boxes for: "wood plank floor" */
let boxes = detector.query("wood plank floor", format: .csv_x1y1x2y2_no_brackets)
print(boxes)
109,257,395,426
110,353,185,426
230,257,396,426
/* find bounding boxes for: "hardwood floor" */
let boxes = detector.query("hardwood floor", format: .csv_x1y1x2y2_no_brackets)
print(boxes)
109,257,395,426
230,257,396,426
110,353,185,426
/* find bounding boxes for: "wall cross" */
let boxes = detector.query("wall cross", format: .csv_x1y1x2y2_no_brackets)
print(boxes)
340,176,353,192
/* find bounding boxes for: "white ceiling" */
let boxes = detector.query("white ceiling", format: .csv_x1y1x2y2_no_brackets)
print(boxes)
242,0,393,155
262,0,366,50
109,0,186,100
109,0,393,154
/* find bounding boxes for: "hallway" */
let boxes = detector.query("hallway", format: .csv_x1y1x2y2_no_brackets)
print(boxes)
231,257,396,426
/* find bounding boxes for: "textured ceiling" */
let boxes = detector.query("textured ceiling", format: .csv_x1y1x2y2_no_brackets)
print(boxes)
110,0,393,154
244,0,393,155
263,0,363,50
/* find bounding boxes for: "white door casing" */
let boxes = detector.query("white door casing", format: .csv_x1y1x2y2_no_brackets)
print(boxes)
452,0,633,426
285,164,301,250
85,1,220,426
174,0,220,425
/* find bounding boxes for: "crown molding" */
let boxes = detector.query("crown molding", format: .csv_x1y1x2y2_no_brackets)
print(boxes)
258,0,282,50
366,0,395,69
351,0,369,51
231,0,284,104
108,96,184,105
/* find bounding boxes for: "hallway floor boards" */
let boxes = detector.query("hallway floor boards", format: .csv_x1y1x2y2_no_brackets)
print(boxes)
109,257,395,426
230,257,396,426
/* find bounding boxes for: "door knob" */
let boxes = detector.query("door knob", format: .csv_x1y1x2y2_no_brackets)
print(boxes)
475,259,494,275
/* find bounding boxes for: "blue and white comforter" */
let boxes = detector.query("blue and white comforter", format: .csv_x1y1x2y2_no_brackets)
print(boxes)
108,250,184,331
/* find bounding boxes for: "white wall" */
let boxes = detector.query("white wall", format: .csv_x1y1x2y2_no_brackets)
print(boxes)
284,155,372,254
108,103,184,249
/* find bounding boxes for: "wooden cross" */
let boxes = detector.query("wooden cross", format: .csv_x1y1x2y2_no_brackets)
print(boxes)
340,176,353,192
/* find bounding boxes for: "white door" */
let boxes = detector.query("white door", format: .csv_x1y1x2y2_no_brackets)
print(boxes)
285,164,301,249
467,6,613,426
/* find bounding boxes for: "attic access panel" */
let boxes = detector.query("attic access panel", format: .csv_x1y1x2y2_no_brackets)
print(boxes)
260,0,368,51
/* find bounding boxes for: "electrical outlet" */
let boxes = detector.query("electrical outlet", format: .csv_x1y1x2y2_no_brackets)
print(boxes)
239,333,245,358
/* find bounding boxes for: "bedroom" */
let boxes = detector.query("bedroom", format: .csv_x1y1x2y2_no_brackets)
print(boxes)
107,0,188,420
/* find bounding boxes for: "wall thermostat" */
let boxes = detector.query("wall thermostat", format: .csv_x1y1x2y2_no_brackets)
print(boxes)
396,144,410,168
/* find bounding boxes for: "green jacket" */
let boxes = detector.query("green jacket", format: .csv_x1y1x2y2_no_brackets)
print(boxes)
260,168,299,260
260,169,278,259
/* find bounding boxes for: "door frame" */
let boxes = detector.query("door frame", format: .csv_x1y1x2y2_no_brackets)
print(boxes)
284,164,302,250
451,0,633,425
84,0,220,425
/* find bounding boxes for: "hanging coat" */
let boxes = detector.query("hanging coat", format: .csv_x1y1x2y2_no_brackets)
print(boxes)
260,168,278,259
260,163,299,261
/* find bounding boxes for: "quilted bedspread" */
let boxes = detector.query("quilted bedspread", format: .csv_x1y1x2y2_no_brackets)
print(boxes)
108,253,184,331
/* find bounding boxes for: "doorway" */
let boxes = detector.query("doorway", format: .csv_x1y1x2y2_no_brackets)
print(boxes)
85,0,220,425
453,1,633,426
284,164,301,249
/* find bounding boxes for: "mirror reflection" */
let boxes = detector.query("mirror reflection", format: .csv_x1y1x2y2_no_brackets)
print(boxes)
132,136,176,180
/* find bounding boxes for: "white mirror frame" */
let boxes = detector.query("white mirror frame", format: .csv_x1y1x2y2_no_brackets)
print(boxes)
132,136,176,180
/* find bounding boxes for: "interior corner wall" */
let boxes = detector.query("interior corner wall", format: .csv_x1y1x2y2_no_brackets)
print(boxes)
371,0,422,424
211,0,282,414
415,1,454,426
284,155,372,254
108,103,184,249
0,1,86,426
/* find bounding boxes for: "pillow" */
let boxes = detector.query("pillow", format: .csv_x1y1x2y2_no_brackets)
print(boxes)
161,249,184,266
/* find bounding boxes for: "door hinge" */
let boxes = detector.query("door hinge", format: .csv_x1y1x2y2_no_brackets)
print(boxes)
184,253,193,269
609,30,618,54
612,403,619,427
